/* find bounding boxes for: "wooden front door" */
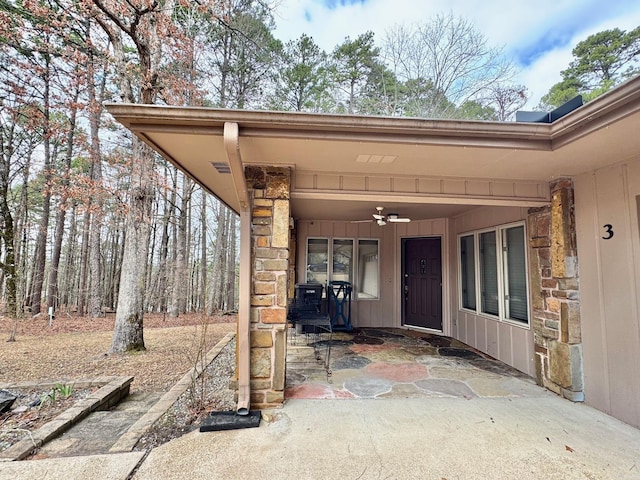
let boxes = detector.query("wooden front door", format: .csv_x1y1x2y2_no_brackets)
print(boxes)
402,237,442,330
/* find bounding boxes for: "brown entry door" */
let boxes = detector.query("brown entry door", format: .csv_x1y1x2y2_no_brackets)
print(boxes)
402,237,442,330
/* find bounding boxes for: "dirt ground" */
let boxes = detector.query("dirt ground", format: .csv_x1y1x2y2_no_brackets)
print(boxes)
0,313,237,393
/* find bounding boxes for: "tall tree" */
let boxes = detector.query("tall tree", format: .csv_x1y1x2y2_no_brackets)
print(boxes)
330,31,382,114
268,33,330,112
540,27,640,109
89,0,178,352
566,27,640,89
205,0,279,108
383,13,515,118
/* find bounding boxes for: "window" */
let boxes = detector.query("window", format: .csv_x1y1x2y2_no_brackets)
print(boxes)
459,235,476,309
480,231,499,316
357,240,379,299
503,226,528,322
306,238,328,285
332,239,353,283
305,237,379,300
458,223,529,326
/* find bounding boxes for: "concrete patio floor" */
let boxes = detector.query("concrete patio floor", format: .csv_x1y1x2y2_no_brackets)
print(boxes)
3,328,640,479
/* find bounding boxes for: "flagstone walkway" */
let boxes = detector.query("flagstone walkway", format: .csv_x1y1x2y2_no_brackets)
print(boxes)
285,328,545,400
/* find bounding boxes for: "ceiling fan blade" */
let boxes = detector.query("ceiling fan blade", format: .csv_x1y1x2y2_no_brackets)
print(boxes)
376,219,386,226
373,214,385,220
350,219,373,223
388,217,411,223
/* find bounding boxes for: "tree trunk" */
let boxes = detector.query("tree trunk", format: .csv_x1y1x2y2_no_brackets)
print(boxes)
47,88,79,312
88,40,106,318
200,191,207,312
208,202,228,314
109,223,125,310
0,168,17,320
169,176,192,317
154,169,173,312
29,53,53,315
60,204,77,310
77,209,91,316
226,212,237,310
110,138,154,352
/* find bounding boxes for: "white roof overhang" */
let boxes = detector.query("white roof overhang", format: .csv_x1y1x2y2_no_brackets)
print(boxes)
106,75,640,221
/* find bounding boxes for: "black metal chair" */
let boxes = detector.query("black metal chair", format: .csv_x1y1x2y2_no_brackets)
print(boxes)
287,285,333,381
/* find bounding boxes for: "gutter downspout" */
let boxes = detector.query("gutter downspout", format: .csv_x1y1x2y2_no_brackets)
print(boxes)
223,122,251,415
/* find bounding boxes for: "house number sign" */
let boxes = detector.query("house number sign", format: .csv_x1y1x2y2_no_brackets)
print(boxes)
602,224,614,240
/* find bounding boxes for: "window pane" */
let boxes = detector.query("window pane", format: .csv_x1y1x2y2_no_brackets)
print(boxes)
480,231,499,316
460,235,476,309
357,240,379,299
332,239,353,284
306,238,328,284
504,226,528,322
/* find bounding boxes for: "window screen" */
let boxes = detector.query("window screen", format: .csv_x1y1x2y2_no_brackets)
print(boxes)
460,235,476,309
480,231,499,316
504,226,528,322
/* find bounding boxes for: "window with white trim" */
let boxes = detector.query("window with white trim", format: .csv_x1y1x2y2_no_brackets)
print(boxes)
305,237,379,300
458,223,529,326
356,239,379,299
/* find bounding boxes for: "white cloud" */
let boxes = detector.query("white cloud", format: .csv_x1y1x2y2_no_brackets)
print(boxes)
272,0,640,109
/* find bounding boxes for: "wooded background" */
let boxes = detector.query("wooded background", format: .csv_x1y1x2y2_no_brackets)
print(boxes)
0,1,637,349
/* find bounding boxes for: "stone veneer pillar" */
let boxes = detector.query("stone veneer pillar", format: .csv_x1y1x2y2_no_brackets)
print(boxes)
528,178,584,401
244,166,290,409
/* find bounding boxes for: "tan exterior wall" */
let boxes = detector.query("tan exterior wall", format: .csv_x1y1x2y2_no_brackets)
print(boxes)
574,159,640,428
295,218,448,329
450,206,536,377
293,171,549,203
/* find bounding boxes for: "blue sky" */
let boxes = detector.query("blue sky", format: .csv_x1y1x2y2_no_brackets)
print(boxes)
272,0,640,108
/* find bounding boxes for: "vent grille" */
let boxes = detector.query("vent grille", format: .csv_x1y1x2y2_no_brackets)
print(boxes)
355,154,396,164
210,161,231,174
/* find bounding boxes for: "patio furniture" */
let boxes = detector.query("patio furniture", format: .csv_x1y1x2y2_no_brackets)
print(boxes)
287,284,333,381
328,281,353,331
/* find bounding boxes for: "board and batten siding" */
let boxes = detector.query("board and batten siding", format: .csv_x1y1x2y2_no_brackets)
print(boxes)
296,218,448,329
574,159,640,428
450,206,536,377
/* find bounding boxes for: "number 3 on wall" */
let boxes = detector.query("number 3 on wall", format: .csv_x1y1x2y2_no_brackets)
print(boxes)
602,224,614,240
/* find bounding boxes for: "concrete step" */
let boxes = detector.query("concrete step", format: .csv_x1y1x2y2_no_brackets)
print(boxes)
36,392,162,459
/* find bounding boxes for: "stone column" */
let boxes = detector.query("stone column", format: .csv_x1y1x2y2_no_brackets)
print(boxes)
528,178,584,401
244,166,290,409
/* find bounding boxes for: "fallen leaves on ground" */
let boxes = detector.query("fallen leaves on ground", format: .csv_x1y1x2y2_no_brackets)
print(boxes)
0,313,237,393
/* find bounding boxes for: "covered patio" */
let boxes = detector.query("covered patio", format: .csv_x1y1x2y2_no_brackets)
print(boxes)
106,75,640,428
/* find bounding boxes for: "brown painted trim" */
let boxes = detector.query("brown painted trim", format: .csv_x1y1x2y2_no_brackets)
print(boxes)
236,209,252,414
291,190,550,206
105,75,640,152
224,122,250,210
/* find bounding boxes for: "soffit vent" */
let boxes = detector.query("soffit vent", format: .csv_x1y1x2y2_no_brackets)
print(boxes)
210,161,231,174
355,154,397,164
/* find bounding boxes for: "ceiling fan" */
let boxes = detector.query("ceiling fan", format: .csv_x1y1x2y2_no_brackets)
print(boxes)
352,206,411,226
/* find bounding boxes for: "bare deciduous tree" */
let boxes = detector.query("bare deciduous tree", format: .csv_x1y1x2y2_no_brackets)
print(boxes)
383,13,515,117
